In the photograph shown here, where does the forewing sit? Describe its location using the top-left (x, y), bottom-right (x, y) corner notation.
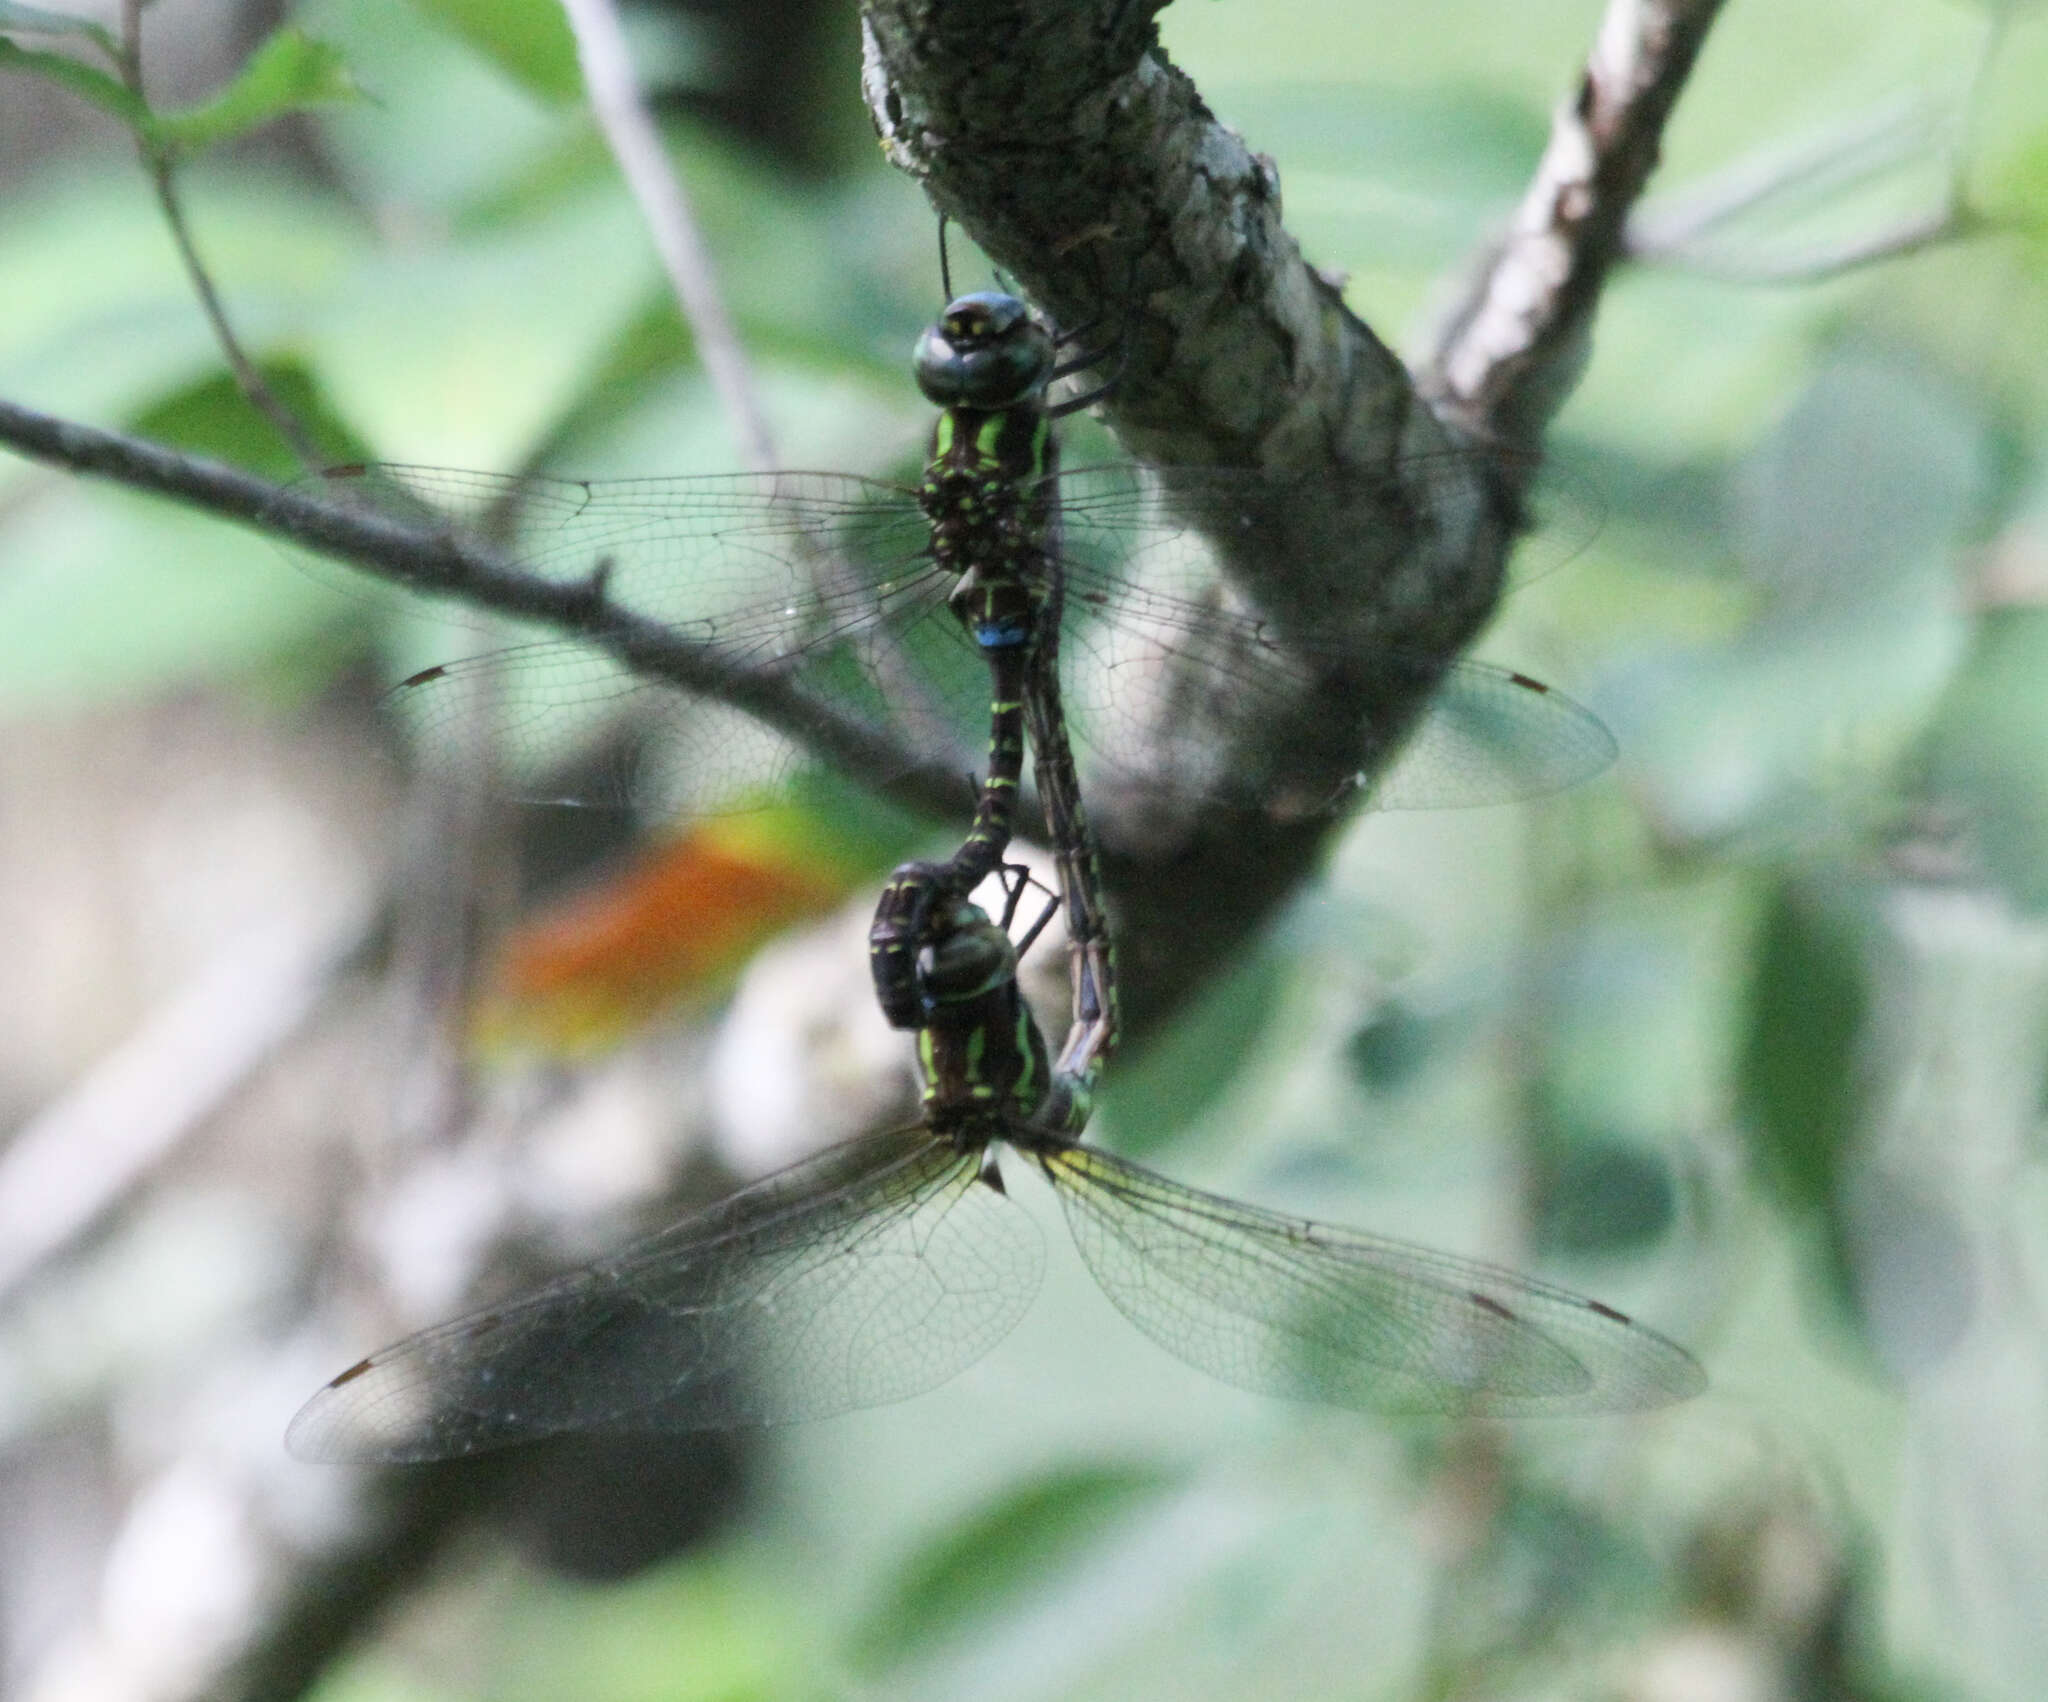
top-left (1048, 463), bottom-right (1614, 816)
top-left (286, 466), bottom-right (980, 812)
top-left (289, 1125), bottom-right (1043, 1462)
top-left (1367, 664), bottom-right (1617, 811)
top-left (1042, 1144), bottom-right (1702, 1415)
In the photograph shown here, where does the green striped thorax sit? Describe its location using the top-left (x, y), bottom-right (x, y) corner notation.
top-left (914, 895), bottom-right (1092, 1143)
top-left (915, 292), bottom-right (1061, 655)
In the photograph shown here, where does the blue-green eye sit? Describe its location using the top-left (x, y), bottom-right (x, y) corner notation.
top-left (914, 292), bottom-right (1055, 408)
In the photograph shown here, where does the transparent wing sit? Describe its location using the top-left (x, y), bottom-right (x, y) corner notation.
top-left (289, 456), bottom-right (1611, 819)
top-left (1041, 1143), bottom-right (1703, 1414)
top-left (288, 466), bottom-right (980, 814)
top-left (289, 1125), bottom-right (1043, 1462)
top-left (1049, 461), bottom-right (1614, 814)
top-left (1368, 664), bottom-right (1618, 811)
top-left (1050, 451), bottom-right (1602, 590)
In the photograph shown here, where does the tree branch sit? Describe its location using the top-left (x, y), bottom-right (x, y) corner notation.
top-left (0, 397), bottom-right (966, 827)
top-left (1421, 0), bottom-right (1729, 446)
top-left (858, 0), bottom-right (1728, 1031)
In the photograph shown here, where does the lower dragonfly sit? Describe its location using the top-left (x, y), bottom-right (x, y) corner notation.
top-left (289, 879), bottom-right (1703, 1464)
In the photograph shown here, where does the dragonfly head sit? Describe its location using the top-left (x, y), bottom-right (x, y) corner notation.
top-left (915, 292), bottom-right (1054, 410)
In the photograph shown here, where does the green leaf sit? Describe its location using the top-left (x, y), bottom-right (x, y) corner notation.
top-left (153, 29), bottom-right (365, 156)
top-left (849, 1462), bottom-right (1177, 1673)
top-left (0, 1), bottom-right (115, 53)
top-left (0, 37), bottom-right (148, 128)
top-left (1528, 1130), bottom-right (1678, 1259)
top-left (407, 0), bottom-right (582, 105)
top-left (0, 482), bottom-right (365, 716)
top-left (1735, 874), bottom-right (1872, 1216)
top-left (126, 361), bottom-right (371, 483)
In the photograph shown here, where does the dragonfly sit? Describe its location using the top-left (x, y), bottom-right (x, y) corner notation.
top-left (286, 300), bottom-right (1616, 904)
top-left (862, 288), bottom-right (1110, 1031)
top-left (288, 877), bottom-right (1704, 1464)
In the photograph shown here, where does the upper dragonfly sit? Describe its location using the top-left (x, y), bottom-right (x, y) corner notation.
top-left (289, 877), bottom-right (1702, 1464)
top-left (287, 294), bottom-right (1615, 839)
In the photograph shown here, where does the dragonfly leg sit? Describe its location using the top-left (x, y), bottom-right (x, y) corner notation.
top-left (1053, 933), bottom-right (1116, 1092)
top-left (1010, 878), bottom-right (1065, 961)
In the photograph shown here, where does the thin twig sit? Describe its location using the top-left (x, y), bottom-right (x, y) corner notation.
top-left (0, 396), bottom-right (965, 825)
top-left (1636, 205), bottom-right (1971, 285)
top-left (1626, 94), bottom-right (1957, 259)
top-left (116, 0), bottom-right (325, 469)
top-left (1421, 0), bottom-right (1731, 452)
top-left (1625, 24), bottom-right (1999, 287)
top-left (559, 0), bottom-right (779, 472)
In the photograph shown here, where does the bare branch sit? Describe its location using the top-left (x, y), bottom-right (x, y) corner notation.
top-left (559, 0), bottom-right (780, 472)
top-left (1421, 0), bottom-right (1729, 450)
top-left (0, 397), bottom-right (964, 826)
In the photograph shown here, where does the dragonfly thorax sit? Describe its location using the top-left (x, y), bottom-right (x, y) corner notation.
top-left (919, 383), bottom-right (1057, 650)
top-left (913, 898), bottom-right (1057, 1135)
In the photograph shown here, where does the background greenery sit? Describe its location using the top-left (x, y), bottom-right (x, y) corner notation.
top-left (3, 0), bottom-right (2047, 1698)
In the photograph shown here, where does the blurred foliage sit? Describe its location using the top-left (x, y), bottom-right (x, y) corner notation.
top-left (0, 12), bottom-right (363, 154)
top-left (5, 0), bottom-right (2048, 1699)
top-left (847, 1460), bottom-right (1180, 1675)
top-left (1738, 874), bottom-right (1873, 1219)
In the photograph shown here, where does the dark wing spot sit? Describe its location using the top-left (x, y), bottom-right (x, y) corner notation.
top-left (1470, 1292), bottom-right (1517, 1322)
top-left (1587, 1299), bottom-right (1632, 1324)
top-left (978, 1152), bottom-right (1009, 1195)
top-left (398, 664), bottom-right (450, 689)
top-left (328, 463), bottom-right (371, 479)
top-left (329, 1357), bottom-right (374, 1388)
top-left (1507, 671), bottom-right (1549, 693)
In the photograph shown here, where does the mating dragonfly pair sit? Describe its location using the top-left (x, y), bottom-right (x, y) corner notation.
top-left (289, 291), bottom-right (1701, 1463)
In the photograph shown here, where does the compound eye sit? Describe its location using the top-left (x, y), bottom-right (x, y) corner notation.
top-left (913, 293), bottom-right (1053, 408)
top-left (913, 324), bottom-right (968, 405)
top-left (957, 322), bottom-right (1053, 408)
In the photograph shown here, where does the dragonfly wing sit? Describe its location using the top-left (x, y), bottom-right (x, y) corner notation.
top-left (286, 466), bottom-right (977, 811)
top-left (1041, 1144), bottom-right (1702, 1415)
top-left (1366, 662), bottom-right (1618, 811)
top-left (1049, 464), bottom-right (1614, 817)
top-left (289, 1124), bottom-right (1043, 1462)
